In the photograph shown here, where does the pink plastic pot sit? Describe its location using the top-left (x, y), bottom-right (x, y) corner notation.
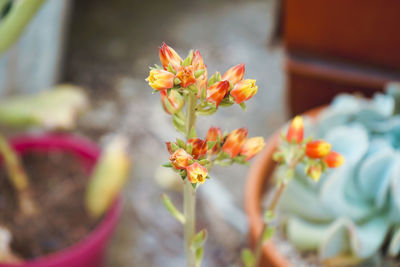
top-left (0, 134), bottom-right (121, 267)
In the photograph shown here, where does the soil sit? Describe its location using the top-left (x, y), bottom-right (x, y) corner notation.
top-left (0, 150), bottom-right (99, 259)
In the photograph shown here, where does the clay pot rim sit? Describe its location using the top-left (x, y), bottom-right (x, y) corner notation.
top-left (244, 106), bottom-right (324, 267)
top-left (1, 133), bottom-right (121, 267)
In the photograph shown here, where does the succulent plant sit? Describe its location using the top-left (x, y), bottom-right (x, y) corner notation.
top-left (278, 84), bottom-right (400, 264)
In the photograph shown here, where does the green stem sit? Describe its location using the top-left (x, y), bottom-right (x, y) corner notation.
top-left (0, 0), bottom-right (47, 56)
top-left (0, 132), bottom-right (37, 215)
top-left (184, 92), bottom-right (197, 267)
top-left (253, 154), bottom-right (303, 267)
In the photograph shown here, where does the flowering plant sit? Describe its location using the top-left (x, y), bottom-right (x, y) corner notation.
top-left (147, 43), bottom-right (264, 266)
top-left (242, 116), bottom-right (344, 267)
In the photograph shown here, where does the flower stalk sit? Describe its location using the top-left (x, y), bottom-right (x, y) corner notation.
top-left (184, 91), bottom-right (198, 267)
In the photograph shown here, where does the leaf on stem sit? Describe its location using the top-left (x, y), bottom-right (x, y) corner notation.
top-left (241, 248), bottom-right (256, 267)
top-left (191, 229), bottom-right (208, 252)
top-left (262, 226), bottom-right (276, 242)
top-left (161, 194), bottom-right (185, 224)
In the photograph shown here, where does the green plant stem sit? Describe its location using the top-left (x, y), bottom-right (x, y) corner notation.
top-left (0, 0), bottom-right (47, 56)
top-left (184, 92), bottom-right (197, 267)
top-left (253, 182), bottom-right (286, 267)
top-left (0, 132), bottom-right (37, 216)
top-left (253, 155), bottom-right (303, 267)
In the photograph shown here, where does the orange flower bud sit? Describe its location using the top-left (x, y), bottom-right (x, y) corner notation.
top-left (230, 79), bottom-right (258, 104)
top-left (286, 116), bottom-right (304, 143)
top-left (146, 69), bottom-right (175, 90)
top-left (206, 127), bottom-right (223, 153)
top-left (192, 50), bottom-right (208, 96)
top-left (307, 165), bottom-right (322, 181)
top-left (159, 42), bottom-right (182, 71)
top-left (188, 138), bottom-right (207, 159)
top-left (169, 148), bottom-right (192, 170)
top-left (176, 66), bottom-right (197, 88)
top-left (240, 137), bottom-right (265, 160)
top-left (222, 64), bottom-right (245, 85)
top-left (206, 80), bottom-right (230, 106)
top-left (160, 90), bottom-right (184, 114)
top-left (306, 140), bottom-right (332, 159)
top-left (222, 128), bottom-right (248, 158)
top-left (186, 162), bottom-right (208, 184)
top-left (324, 151), bottom-right (344, 168)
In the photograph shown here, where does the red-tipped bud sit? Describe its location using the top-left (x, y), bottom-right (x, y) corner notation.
top-left (206, 127), bottom-right (223, 153)
top-left (159, 42), bottom-right (182, 71)
top-left (324, 151), bottom-right (344, 168)
top-left (146, 69), bottom-right (175, 90)
top-left (176, 66), bottom-right (197, 88)
top-left (186, 162), bottom-right (208, 184)
top-left (169, 148), bottom-right (192, 170)
top-left (206, 80), bottom-right (229, 106)
top-left (230, 79), bottom-right (258, 104)
top-left (166, 142), bottom-right (173, 154)
top-left (222, 128), bottom-right (248, 158)
top-left (240, 137), bottom-right (265, 160)
top-left (161, 90), bottom-right (184, 114)
top-left (222, 64), bottom-right (245, 86)
top-left (286, 116), bottom-right (304, 143)
top-left (306, 165), bottom-right (322, 181)
top-left (306, 140), bottom-right (331, 159)
top-left (188, 138), bottom-right (207, 159)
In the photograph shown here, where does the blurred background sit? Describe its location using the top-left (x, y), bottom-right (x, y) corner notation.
top-left (1, 0), bottom-right (400, 266)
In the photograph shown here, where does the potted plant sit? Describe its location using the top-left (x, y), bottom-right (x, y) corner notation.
top-left (145, 42), bottom-right (265, 266)
top-left (245, 84), bottom-right (400, 266)
top-left (0, 85), bottom-right (131, 267)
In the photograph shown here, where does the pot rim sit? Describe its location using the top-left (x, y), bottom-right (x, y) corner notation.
top-left (1, 133), bottom-right (121, 266)
top-left (244, 107), bottom-right (323, 266)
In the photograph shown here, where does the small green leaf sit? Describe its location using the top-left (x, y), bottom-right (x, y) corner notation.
top-left (172, 116), bottom-right (186, 135)
top-left (162, 162), bottom-right (173, 168)
top-left (239, 102), bottom-right (247, 111)
top-left (191, 229), bottom-right (208, 252)
top-left (162, 194), bottom-right (185, 224)
top-left (186, 143), bottom-right (193, 154)
top-left (206, 141), bottom-right (217, 150)
top-left (207, 74), bottom-right (216, 87)
top-left (170, 142), bottom-right (179, 152)
top-left (176, 138), bottom-right (186, 149)
top-left (194, 69), bottom-right (205, 78)
top-left (167, 64), bottom-right (176, 74)
top-left (262, 226), bottom-right (276, 242)
top-left (198, 159), bottom-right (209, 165)
top-left (182, 50), bottom-right (194, 66)
top-left (216, 72), bottom-right (222, 81)
top-left (188, 127), bottom-right (197, 139)
top-left (241, 248), bottom-right (255, 267)
top-left (263, 210), bottom-right (275, 222)
top-left (195, 247), bottom-right (204, 267)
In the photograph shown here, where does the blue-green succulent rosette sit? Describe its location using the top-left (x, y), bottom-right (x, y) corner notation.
top-left (278, 86), bottom-right (400, 264)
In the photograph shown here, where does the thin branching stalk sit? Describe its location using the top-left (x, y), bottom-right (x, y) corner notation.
top-left (253, 154), bottom-right (303, 267)
top-left (183, 92), bottom-right (197, 267)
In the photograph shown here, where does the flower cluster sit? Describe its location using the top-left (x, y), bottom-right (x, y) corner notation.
top-left (166, 127), bottom-right (265, 185)
top-left (274, 116), bottom-right (344, 181)
top-left (146, 43), bottom-right (258, 122)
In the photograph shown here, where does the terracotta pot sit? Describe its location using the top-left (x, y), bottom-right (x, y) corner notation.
top-left (244, 107), bottom-right (322, 267)
top-left (0, 134), bottom-right (121, 267)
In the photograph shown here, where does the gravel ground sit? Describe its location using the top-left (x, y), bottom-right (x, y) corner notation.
top-left (63, 0), bottom-right (285, 266)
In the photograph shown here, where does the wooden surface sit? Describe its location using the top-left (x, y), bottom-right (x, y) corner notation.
top-left (284, 0), bottom-right (400, 70)
top-left (285, 54), bottom-right (400, 115)
top-left (0, 0), bottom-right (70, 96)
